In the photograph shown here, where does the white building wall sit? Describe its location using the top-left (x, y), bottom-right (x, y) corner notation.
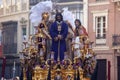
top-left (0, 0), bottom-right (29, 54)
top-left (83, 0), bottom-right (88, 30)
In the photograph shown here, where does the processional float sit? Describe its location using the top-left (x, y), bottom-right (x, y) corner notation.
top-left (19, 1), bottom-right (96, 80)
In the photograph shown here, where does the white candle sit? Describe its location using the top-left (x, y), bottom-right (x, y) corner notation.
top-left (13, 61), bottom-right (16, 70)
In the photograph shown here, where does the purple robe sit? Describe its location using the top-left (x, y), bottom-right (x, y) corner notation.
top-left (50, 21), bottom-right (68, 61)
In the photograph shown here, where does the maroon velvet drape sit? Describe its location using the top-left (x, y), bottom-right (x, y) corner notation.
top-left (108, 61), bottom-right (111, 80)
top-left (1, 57), bottom-right (6, 78)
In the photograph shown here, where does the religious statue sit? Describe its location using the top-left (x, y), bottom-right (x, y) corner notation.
top-left (50, 13), bottom-right (68, 61)
top-left (74, 19), bottom-right (88, 37)
top-left (35, 12), bottom-right (51, 59)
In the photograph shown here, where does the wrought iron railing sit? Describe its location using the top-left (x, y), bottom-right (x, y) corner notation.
top-left (57, 0), bottom-right (83, 3)
top-left (112, 0), bottom-right (120, 2)
top-left (112, 35), bottom-right (120, 46)
top-left (29, 0), bottom-right (83, 6)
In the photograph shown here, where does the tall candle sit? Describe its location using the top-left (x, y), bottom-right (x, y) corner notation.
top-left (14, 61), bottom-right (15, 68)
top-left (13, 61), bottom-right (16, 70)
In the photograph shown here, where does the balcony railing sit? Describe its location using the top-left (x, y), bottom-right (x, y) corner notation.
top-left (0, 8), bottom-right (3, 15)
top-left (30, 0), bottom-right (83, 6)
top-left (112, 0), bottom-right (120, 10)
top-left (29, 0), bottom-right (40, 6)
top-left (57, 0), bottom-right (83, 3)
top-left (112, 35), bottom-right (120, 46)
top-left (112, 0), bottom-right (120, 2)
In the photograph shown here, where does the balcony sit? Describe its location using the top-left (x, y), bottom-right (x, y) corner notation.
top-left (29, 0), bottom-right (83, 6)
top-left (112, 0), bottom-right (120, 10)
top-left (57, 0), bottom-right (83, 3)
top-left (112, 35), bottom-right (120, 49)
top-left (0, 8), bottom-right (3, 16)
top-left (112, 0), bottom-right (120, 2)
top-left (29, 0), bottom-right (40, 6)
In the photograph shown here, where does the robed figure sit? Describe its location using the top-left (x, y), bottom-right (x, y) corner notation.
top-left (50, 13), bottom-right (68, 61)
top-left (74, 19), bottom-right (88, 37)
top-left (36, 12), bottom-right (51, 59)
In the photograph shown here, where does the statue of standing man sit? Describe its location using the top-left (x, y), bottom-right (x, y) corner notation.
top-left (50, 13), bottom-right (68, 61)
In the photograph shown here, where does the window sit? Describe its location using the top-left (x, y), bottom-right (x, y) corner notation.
top-left (6, 0), bottom-right (12, 13)
top-left (6, 0), bottom-right (20, 13)
top-left (12, 0), bottom-right (15, 5)
top-left (72, 10), bottom-right (83, 24)
top-left (96, 0), bottom-right (106, 1)
top-left (57, 0), bottom-right (82, 3)
top-left (6, 7), bottom-right (10, 13)
top-left (22, 27), bottom-right (26, 42)
top-left (2, 21), bottom-right (17, 54)
top-left (21, 0), bottom-right (26, 3)
top-left (30, 0), bottom-right (39, 6)
top-left (92, 10), bottom-right (108, 45)
top-left (16, 0), bottom-right (20, 11)
top-left (22, 27), bottom-right (26, 35)
top-left (95, 16), bottom-right (106, 39)
top-left (95, 16), bottom-right (107, 45)
top-left (11, 0), bottom-right (20, 12)
top-left (6, 0), bottom-right (11, 5)
top-left (0, 0), bottom-right (3, 15)
top-left (0, 0), bottom-right (3, 8)
top-left (21, 0), bottom-right (27, 10)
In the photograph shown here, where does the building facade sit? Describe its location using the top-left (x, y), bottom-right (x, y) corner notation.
top-left (88, 0), bottom-right (120, 80)
top-left (0, 0), bottom-right (29, 79)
